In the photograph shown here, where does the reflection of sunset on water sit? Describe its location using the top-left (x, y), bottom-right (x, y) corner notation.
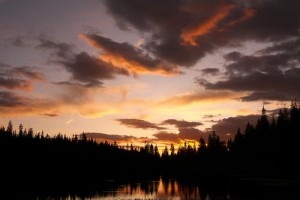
top-left (96, 177), bottom-right (202, 200)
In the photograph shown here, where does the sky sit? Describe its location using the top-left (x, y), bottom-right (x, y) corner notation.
top-left (1, 0), bottom-right (300, 149)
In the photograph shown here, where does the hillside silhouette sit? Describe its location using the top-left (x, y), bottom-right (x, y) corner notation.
top-left (1, 101), bottom-right (300, 193)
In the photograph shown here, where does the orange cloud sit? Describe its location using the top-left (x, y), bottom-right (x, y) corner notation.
top-left (0, 94), bottom-right (118, 118)
top-left (158, 91), bottom-right (243, 106)
top-left (80, 34), bottom-right (181, 76)
top-left (0, 81), bottom-right (124, 118)
top-left (100, 53), bottom-right (180, 76)
top-left (0, 65), bottom-right (45, 91)
top-left (117, 118), bottom-right (166, 130)
top-left (181, 4), bottom-right (235, 46)
top-left (0, 91), bottom-right (61, 117)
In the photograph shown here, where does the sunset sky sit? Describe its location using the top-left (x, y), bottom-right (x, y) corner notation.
top-left (1, 0), bottom-right (299, 148)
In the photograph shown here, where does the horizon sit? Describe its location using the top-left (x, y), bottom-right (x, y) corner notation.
top-left (1, 0), bottom-right (299, 149)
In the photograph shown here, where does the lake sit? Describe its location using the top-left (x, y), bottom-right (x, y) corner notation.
top-left (2, 176), bottom-right (300, 199)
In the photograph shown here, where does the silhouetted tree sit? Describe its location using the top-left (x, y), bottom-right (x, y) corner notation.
top-left (6, 120), bottom-right (13, 135)
top-left (162, 146), bottom-right (169, 159)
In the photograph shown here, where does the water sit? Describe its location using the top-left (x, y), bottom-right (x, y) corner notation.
top-left (2, 176), bottom-right (299, 199)
top-left (94, 178), bottom-right (206, 200)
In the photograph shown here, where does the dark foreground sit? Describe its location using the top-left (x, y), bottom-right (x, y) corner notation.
top-left (1, 175), bottom-right (300, 199)
top-left (1, 104), bottom-right (300, 198)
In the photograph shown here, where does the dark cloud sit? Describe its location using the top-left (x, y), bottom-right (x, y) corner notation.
top-left (153, 131), bottom-right (181, 143)
top-left (223, 51), bottom-right (242, 61)
top-left (37, 37), bottom-right (74, 60)
top-left (117, 119), bottom-right (166, 130)
top-left (202, 114), bottom-right (221, 119)
top-left (153, 127), bottom-right (205, 143)
top-left (37, 37), bottom-right (130, 87)
top-left (227, 0), bottom-right (300, 42)
top-left (260, 38), bottom-right (300, 55)
top-left (14, 66), bottom-right (45, 81)
top-left (0, 90), bottom-right (59, 116)
top-left (178, 127), bottom-right (205, 141)
top-left (0, 64), bottom-right (44, 91)
top-left (0, 76), bottom-right (31, 91)
top-left (198, 45), bottom-right (300, 101)
top-left (211, 114), bottom-right (260, 139)
top-left (61, 52), bottom-right (129, 87)
top-left (104, 0), bottom-right (300, 102)
top-left (41, 113), bottom-right (59, 117)
top-left (104, 0), bottom-right (183, 32)
top-left (161, 119), bottom-right (202, 128)
top-left (104, 0), bottom-right (221, 66)
top-left (240, 91), bottom-right (295, 102)
top-left (81, 34), bottom-right (181, 75)
top-left (104, 0), bottom-right (300, 68)
top-left (5, 35), bottom-right (30, 47)
top-left (86, 132), bottom-right (136, 141)
top-left (0, 91), bottom-right (26, 107)
top-left (200, 68), bottom-right (220, 75)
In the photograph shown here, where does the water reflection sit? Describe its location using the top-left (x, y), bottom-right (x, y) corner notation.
top-left (106, 178), bottom-right (203, 200)
top-left (6, 176), bottom-right (299, 199)
top-left (36, 177), bottom-right (228, 200)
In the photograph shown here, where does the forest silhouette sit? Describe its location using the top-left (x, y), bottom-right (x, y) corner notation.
top-left (1, 101), bottom-right (300, 194)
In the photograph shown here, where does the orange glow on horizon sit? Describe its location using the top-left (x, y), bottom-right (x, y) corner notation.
top-left (91, 137), bottom-right (200, 155)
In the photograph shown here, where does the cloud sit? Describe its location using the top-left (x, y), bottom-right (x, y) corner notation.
top-left (223, 51), bottom-right (242, 61)
top-left (202, 114), bottom-right (221, 119)
top-left (104, 0), bottom-right (215, 66)
top-left (180, 3), bottom-right (235, 46)
top-left (211, 114), bottom-right (260, 139)
top-left (104, 0), bottom-right (300, 68)
top-left (178, 127), bottom-right (205, 141)
top-left (0, 91), bottom-right (26, 107)
top-left (5, 35), bottom-right (31, 47)
top-left (0, 77), bottom-right (32, 91)
top-left (61, 52), bottom-right (129, 87)
top-left (41, 113), bottom-right (59, 117)
top-left (198, 38), bottom-right (300, 101)
top-left (0, 90), bottom-right (117, 118)
top-left (153, 131), bottom-right (181, 143)
top-left (161, 119), bottom-right (202, 128)
top-left (0, 90), bottom-right (60, 116)
top-left (0, 81), bottom-right (118, 118)
top-left (153, 127), bottom-right (205, 143)
top-left (200, 68), bottom-right (220, 76)
top-left (159, 91), bottom-right (242, 106)
top-left (116, 118), bottom-right (166, 130)
top-left (37, 36), bottom-right (74, 60)
top-left (0, 64), bottom-right (44, 91)
top-left (37, 36), bottom-right (130, 87)
top-left (86, 132), bottom-right (137, 142)
top-left (80, 34), bottom-right (181, 76)
top-left (13, 66), bottom-right (45, 81)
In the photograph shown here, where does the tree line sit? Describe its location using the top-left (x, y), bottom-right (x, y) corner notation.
top-left (0, 101), bottom-right (300, 191)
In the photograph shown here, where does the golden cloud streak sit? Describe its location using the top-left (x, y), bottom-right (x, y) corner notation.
top-left (181, 4), bottom-right (234, 46)
top-left (100, 54), bottom-right (179, 76)
top-left (79, 34), bottom-right (181, 76)
top-left (158, 91), bottom-right (243, 106)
